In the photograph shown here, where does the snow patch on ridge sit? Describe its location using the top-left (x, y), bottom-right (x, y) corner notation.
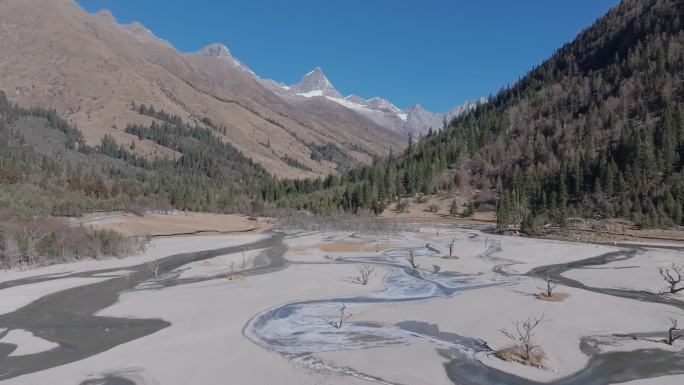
top-left (297, 90), bottom-right (325, 98)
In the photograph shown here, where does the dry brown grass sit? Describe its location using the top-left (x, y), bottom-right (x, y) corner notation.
top-left (543, 218), bottom-right (684, 244)
top-left (316, 241), bottom-right (395, 253)
top-left (495, 345), bottom-right (547, 369)
top-left (74, 211), bottom-right (271, 237)
top-left (535, 292), bottom-right (570, 302)
top-left (379, 194), bottom-right (496, 224)
top-left (226, 273), bottom-right (245, 281)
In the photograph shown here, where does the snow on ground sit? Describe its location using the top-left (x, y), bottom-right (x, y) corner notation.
top-left (1, 229), bottom-right (682, 385)
top-left (361, 280), bottom-right (684, 383)
top-left (317, 344), bottom-right (451, 385)
top-left (1, 329), bottom-right (59, 356)
top-left (564, 247), bottom-right (684, 293)
top-left (4, 261), bottom-right (385, 384)
top-left (173, 248), bottom-right (266, 279)
top-left (297, 90), bottom-right (324, 98)
top-left (486, 233), bottom-right (620, 274)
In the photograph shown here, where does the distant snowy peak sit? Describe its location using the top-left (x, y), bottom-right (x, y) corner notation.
top-left (292, 67), bottom-right (342, 98)
top-left (366, 97), bottom-right (403, 115)
top-left (344, 95), bottom-right (366, 104)
top-left (188, 42), bottom-right (483, 137)
top-left (197, 43), bottom-right (256, 76)
top-left (285, 66), bottom-right (484, 135)
top-left (338, 96), bottom-right (406, 121)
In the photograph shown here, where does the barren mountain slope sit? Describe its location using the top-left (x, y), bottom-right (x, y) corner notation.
top-left (0, 0), bottom-right (404, 178)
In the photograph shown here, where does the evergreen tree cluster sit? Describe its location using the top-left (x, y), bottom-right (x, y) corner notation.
top-left (263, 0), bottom-right (684, 229)
top-left (0, 92), bottom-right (270, 217)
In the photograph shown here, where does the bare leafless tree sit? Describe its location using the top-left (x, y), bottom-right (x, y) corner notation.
top-left (325, 304), bottom-right (353, 329)
top-left (406, 249), bottom-right (419, 269)
top-left (19, 227), bottom-right (50, 267)
top-left (228, 261), bottom-right (235, 280)
top-left (658, 264), bottom-right (684, 294)
top-left (344, 264), bottom-right (376, 285)
top-left (241, 248), bottom-right (246, 270)
top-left (544, 276), bottom-right (557, 297)
top-left (499, 314), bottom-right (546, 360)
top-left (449, 238), bottom-right (456, 258)
top-left (147, 260), bottom-right (161, 277)
top-left (665, 318), bottom-right (682, 345)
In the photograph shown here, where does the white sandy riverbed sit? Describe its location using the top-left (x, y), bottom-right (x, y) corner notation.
top-left (1, 229), bottom-right (682, 385)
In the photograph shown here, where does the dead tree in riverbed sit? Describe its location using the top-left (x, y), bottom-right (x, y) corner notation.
top-left (406, 249), bottom-right (419, 269)
top-left (665, 319), bottom-right (682, 345)
top-left (325, 304), bottom-right (352, 329)
top-left (147, 260), bottom-right (160, 277)
top-left (498, 314), bottom-right (546, 362)
top-left (228, 261), bottom-right (235, 280)
top-left (544, 277), bottom-right (557, 297)
top-left (658, 264), bottom-right (684, 294)
top-left (449, 238), bottom-right (456, 258)
top-left (344, 264), bottom-right (376, 286)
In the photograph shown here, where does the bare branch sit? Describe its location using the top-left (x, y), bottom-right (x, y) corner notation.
top-left (324, 304), bottom-right (353, 329)
top-left (659, 264), bottom-right (684, 294)
top-left (544, 276), bottom-right (557, 297)
top-left (228, 261), bottom-right (235, 280)
top-left (344, 264), bottom-right (376, 286)
top-left (147, 260), bottom-right (161, 277)
top-left (406, 249), bottom-right (419, 269)
top-left (666, 318), bottom-right (682, 346)
top-left (499, 314), bottom-right (546, 360)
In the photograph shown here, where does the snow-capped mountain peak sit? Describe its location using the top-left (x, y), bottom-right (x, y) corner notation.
top-left (344, 95), bottom-right (366, 104)
top-left (282, 67), bottom-right (483, 136)
top-left (292, 67), bottom-right (342, 98)
top-left (365, 97), bottom-right (402, 115)
top-left (191, 41), bottom-right (484, 137)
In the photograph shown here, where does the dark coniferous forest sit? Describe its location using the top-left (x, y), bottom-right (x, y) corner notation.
top-left (262, 0), bottom-right (684, 230)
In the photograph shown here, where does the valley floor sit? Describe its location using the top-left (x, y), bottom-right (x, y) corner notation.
top-left (0, 217), bottom-right (683, 385)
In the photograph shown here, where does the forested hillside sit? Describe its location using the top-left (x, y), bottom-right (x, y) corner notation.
top-left (0, 91), bottom-right (268, 218)
top-left (262, 0), bottom-right (684, 230)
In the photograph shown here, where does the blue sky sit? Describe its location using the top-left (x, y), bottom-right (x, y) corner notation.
top-left (77, 0), bottom-right (619, 112)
